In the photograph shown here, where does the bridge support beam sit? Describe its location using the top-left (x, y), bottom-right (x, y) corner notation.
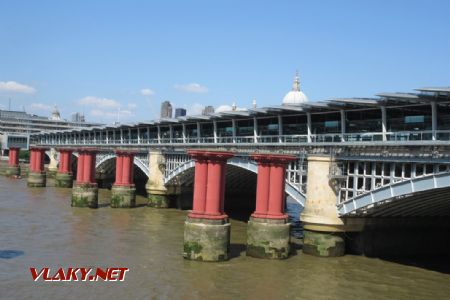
top-left (146, 150), bottom-right (180, 208)
top-left (27, 148), bottom-right (47, 187)
top-left (46, 148), bottom-right (59, 178)
top-left (71, 149), bottom-right (98, 208)
top-left (111, 150), bottom-right (136, 208)
top-left (183, 150), bottom-right (233, 262)
top-left (246, 154), bottom-right (296, 259)
top-left (4, 147), bottom-right (20, 177)
top-left (55, 149), bottom-right (73, 188)
top-left (301, 155), bottom-right (364, 257)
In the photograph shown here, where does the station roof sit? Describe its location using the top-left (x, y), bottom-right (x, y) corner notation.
top-left (33, 86), bottom-right (450, 136)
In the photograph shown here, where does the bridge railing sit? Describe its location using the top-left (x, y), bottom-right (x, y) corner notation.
top-left (35, 130), bottom-right (450, 146)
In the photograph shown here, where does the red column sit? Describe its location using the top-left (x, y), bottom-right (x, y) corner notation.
top-left (251, 154), bottom-right (296, 220)
top-left (190, 157), bottom-right (208, 215)
top-left (252, 160), bottom-right (271, 218)
top-left (8, 147), bottom-right (19, 167)
top-left (128, 154), bottom-right (134, 184)
top-left (122, 155), bottom-right (131, 185)
top-left (29, 148), bottom-right (46, 172)
top-left (76, 152), bottom-right (85, 182)
top-left (29, 149), bottom-right (36, 172)
top-left (83, 151), bottom-right (92, 183)
top-left (187, 150), bottom-right (233, 219)
top-left (115, 155), bottom-right (123, 185)
top-left (75, 149), bottom-right (97, 184)
top-left (58, 150), bottom-right (73, 174)
top-left (114, 151), bottom-right (135, 186)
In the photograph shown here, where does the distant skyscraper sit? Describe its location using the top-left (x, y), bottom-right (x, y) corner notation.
top-left (160, 101), bottom-right (173, 118)
top-left (175, 108), bottom-right (186, 118)
top-left (71, 112), bottom-right (85, 123)
top-left (202, 105), bottom-right (215, 115)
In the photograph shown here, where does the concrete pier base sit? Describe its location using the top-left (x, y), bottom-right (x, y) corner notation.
top-left (27, 172), bottom-right (46, 187)
top-left (303, 230), bottom-right (345, 257)
top-left (147, 193), bottom-right (171, 208)
top-left (46, 168), bottom-right (57, 179)
top-left (4, 165), bottom-right (20, 177)
top-left (246, 217), bottom-right (290, 259)
top-left (183, 217), bottom-right (230, 262)
top-left (71, 183), bottom-right (98, 208)
top-left (55, 172), bottom-right (73, 188)
top-left (111, 185), bottom-right (136, 208)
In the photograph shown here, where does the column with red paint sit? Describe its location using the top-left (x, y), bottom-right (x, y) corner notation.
top-left (75, 149), bottom-right (97, 184)
top-left (29, 148), bottom-right (46, 173)
top-left (8, 147), bottom-right (20, 167)
top-left (187, 150), bottom-right (233, 220)
top-left (114, 150), bottom-right (135, 186)
top-left (250, 154), bottom-right (296, 220)
top-left (58, 149), bottom-right (73, 174)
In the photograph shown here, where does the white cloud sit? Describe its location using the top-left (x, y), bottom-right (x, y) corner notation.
top-left (174, 83), bottom-right (208, 94)
top-left (0, 81), bottom-right (36, 94)
top-left (90, 109), bottom-right (134, 118)
top-left (30, 103), bottom-right (53, 111)
top-left (79, 96), bottom-right (121, 108)
top-left (187, 103), bottom-right (205, 115)
top-left (140, 88), bottom-right (155, 96)
top-left (127, 103), bottom-right (137, 109)
top-left (216, 104), bottom-right (247, 113)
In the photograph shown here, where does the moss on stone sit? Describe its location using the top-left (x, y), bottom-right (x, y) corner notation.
top-left (303, 230), bottom-right (345, 257)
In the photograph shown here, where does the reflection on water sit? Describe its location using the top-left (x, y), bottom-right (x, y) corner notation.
top-left (1, 176), bottom-right (450, 299)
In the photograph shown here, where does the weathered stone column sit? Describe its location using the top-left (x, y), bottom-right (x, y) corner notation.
top-left (55, 149), bottom-right (73, 188)
top-left (46, 148), bottom-right (58, 178)
top-left (71, 149), bottom-right (98, 208)
top-left (246, 154), bottom-right (296, 259)
top-left (27, 148), bottom-right (47, 187)
top-left (183, 150), bottom-right (233, 262)
top-left (5, 147), bottom-right (20, 177)
top-left (146, 150), bottom-right (180, 208)
top-left (301, 155), bottom-right (364, 257)
top-left (111, 150), bottom-right (136, 208)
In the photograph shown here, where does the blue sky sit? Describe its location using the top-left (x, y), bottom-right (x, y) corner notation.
top-left (1, 0), bottom-right (449, 123)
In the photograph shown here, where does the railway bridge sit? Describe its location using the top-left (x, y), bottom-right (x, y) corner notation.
top-left (3, 86), bottom-right (450, 260)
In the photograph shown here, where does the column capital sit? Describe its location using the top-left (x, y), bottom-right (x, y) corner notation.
top-left (56, 148), bottom-right (73, 153)
top-left (115, 149), bottom-right (137, 156)
top-left (30, 146), bottom-right (49, 152)
top-left (187, 150), bottom-right (234, 162)
top-left (250, 153), bottom-right (296, 165)
top-left (77, 147), bottom-right (99, 154)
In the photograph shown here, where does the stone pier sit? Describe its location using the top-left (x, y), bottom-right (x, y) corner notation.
top-left (246, 154), bottom-right (296, 259)
top-left (27, 148), bottom-right (47, 187)
top-left (46, 148), bottom-right (59, 178)
top-left (301, 155), bottom-right (364, 257)
top-left (4, 147), bottom-right (20, 177)
top-left (146, 150), bottom-right (180, 208)
top-left (71, 149), bottom-right (98, 208)
top-left (111, 150), bottom-right (136, 208)
top-left (183, 150), bottom-right (233, 262)
top-left (55, 149), bottom-right (73, 188)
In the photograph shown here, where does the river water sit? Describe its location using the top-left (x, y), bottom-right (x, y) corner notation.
top-left (1, 175), bottom-right (450, 300)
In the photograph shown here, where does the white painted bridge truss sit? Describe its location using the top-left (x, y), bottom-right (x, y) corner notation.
top-left (336, 160), bottom-right (450, 216)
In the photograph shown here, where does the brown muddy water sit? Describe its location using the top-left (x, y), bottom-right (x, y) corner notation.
top-left (1, 176), bottom-right (450, 300)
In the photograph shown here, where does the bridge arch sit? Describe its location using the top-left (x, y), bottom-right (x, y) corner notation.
top-left (95, 154), bottom-right (149, 178)
top-left (164, 157), bottom-right (306, 207)
top-left (338, 172), bottom-right (450, 217)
